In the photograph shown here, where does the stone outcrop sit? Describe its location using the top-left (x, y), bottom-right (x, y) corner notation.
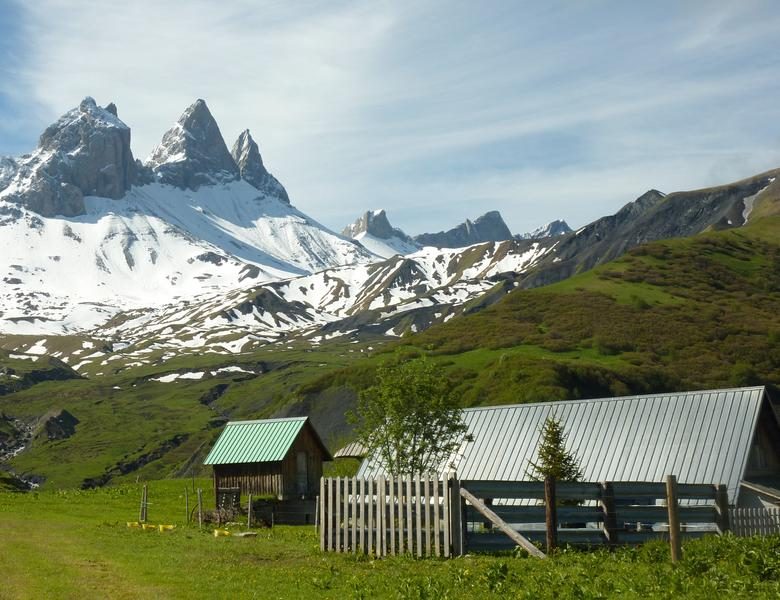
top-left (230, 130), bottom-right (289, 203)
top-left (342, 209), bottom-right (414, 242)
top-left (37, 409), bottom-right (80, 441)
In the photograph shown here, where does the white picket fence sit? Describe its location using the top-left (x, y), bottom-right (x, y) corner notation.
top-left (318, 475), bottom-right (452, 557)
top-left (729, 507), bottom-right (780, 536)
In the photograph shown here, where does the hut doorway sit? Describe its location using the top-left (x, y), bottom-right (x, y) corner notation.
top-left (296, 451), bottom-right (308, 495)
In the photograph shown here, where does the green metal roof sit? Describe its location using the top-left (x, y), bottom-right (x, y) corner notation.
top-left (203, 417), bottom-right (307, 465)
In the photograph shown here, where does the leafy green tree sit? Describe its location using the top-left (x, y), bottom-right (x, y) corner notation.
top-left (350, 356), bottom-right (470, 475)
top-left (526, 415), bottom-right (583, 482)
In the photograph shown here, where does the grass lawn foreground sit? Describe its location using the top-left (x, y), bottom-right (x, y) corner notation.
top-left (1, 480), bottom-right (779, 599)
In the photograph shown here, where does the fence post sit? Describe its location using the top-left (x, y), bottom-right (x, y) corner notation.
top-left (197, 487), bottom-right (203, 529)
top-left (319, 478), bottom-right (326, 551)
top-left (359, 477), bottom-right (366, 553)
top-left (415, 474), bottom-right (423, 558)
top-left (389, 476), bottom-right (396, 556)
top-left (139, 484), bottom-right (148, 523)
top-left (378, 476), bottom-right (385, 557)
top-left (450, 478), bottom-right (464, 556)
top-left (666, 474), bottom-right (681, 562)
top-left (406, 476), bottom-right (413, 553)
top-left (367, 478), bottom-right (374, 555)
top-left (601, 481), bottom-right (618, 547)
top-left (397, 474), bottom-right (405, 555)
top-left (335, 477), bottom-right (342, 553)
top-left (715, 484), bottom-right (730, 534)
top-left (433, 476), bottom-right (441, 557)
top-left (351, 476), bottom-right (358, 553)
top-left (544, 476), bottom-right (557, 554)
top-left (442, 475), bottom-right (450, 558)
top-left (329, 478), bottom-right (336, 552)
top-left (247, 493), bottom-right (253, 529)
top-left (185, 487), bottom-right (189, 524)
top-left (423, 475), bottom-right (431, 557)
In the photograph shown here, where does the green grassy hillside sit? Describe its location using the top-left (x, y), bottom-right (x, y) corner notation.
top-left (298, 217), bottom-right (780, 409)
top-left (0, 340), bottom-right (387, 489)
top-left (406, 217), bottom-right (780, 402)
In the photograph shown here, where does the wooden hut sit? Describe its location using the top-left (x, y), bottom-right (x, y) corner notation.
top-left (204, 416), bottom-right (331, 501)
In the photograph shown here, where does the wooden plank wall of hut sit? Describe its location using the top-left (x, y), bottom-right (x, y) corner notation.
top-left (214, 462), bottom-right (284, 498)
top-left (280, 426), bottom-right (326, 497)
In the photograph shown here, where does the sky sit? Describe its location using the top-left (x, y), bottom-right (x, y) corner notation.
top-left (1, 0), bottom-right (780, 236)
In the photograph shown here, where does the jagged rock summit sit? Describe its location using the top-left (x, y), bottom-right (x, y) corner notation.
top-left (516, 219), bottom-right (573, 240)
top-left (231, 130), bottom-right (289, 203)
top-left (342, 209), bottom-right (419, 258)
top-left (147, 99), bottom-right (239, 189)
top-left (0, 97), bottom-right (295, 218)
top-left (342, 209), bottom-right (406, 240)
top-left (414, 210), bottom-right (513, 248)
top-left (0, 97), bottom-right (136, 217)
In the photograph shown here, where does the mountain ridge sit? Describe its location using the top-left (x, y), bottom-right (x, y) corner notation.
top-left (1, 96), bottom-right (779, 365)
top-left (414, 210), bottom-right (513, 247)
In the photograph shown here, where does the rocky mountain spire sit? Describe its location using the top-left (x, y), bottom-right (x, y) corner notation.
top-left (342, 209), bottom-right (410, 241)
top-left (230, 130), bottom-right (289, 203)
top-left (146, 99), bottom-right (239, 189)
top-left (0, 97), bottom-right (136, 217)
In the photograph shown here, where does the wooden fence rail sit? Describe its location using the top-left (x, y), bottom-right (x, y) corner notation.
top-left (319, 475), bottom-right (774, 559)
top-left (729, 507), bottom-right (780, 536)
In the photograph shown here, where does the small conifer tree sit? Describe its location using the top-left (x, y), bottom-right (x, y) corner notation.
top-left (525, 415), bottom-right (583, 482)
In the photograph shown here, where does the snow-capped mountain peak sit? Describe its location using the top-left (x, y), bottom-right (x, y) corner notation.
top-left (342, 209), bottom-right (419, 258)
top-left (0, 97), bottom-right (375, 335)
top-left (516, 219), bottom-right (573, 240)
top-left (230, 130), bottom-right (289, 204)
top-left (0, 96), bottom-right (136, 217)
top-left (146, 99), bottom-right (239, 189)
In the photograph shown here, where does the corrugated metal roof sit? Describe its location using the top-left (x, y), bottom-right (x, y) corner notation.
top-left (203, 417), bottom-right (307, 465)
top-left (359, 386), bottom-right (766, 504)
top-left (334, 441), bottom-right (367, 459)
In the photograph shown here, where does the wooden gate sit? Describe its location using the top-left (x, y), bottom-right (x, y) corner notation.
top-left (319, 475), bottom-right (451, 557)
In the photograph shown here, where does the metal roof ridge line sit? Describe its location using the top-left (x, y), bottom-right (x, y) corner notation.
top-left (462, 385), bottom-right (767, 413)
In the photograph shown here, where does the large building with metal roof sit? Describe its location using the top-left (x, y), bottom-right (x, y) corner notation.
top-left (204, 416), bottom-right (332, 501)
top-left (359, 386), bottom-right (780, 507)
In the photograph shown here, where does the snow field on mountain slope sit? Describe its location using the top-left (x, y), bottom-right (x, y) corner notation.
top-left (353, 232), bottom-right (419, 258)
top-left (116, 181), bottom-right (368, 274)
top-left (0, 181), bottom-right (372, 335)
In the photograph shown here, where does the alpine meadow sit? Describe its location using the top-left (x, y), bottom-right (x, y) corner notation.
top-left (1, 2), bottom-right (780, 599)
